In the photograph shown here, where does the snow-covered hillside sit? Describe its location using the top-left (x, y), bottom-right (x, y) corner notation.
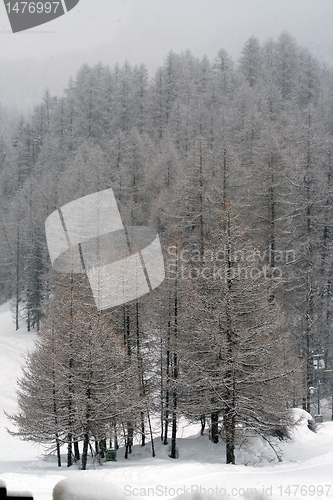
top-left (0, 302), bottom-right (332, 500)
top-left (0, 302), bottom-right (39, 461)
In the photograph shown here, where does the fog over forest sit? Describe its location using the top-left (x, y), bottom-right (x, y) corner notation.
top-left (1, 0), bottom-right (332, 111)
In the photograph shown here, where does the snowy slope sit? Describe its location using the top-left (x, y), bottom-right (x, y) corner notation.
top-left (0, 301), bottom-right (332, 500)
top-left (0, 301), bottom-right (40, 461)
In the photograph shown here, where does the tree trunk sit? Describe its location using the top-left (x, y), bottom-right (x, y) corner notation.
top-left (124, 423), bottom-right (133, 459)
top-left (74, 440), bottom-right (80, 461)
top-left (160, 337), bottom-right (164, 441)
top-left (268, 167), bottom-right (276, 303)
top-left (163, 395), bottom-right (169, 445)
top-left (224, 410), bottom-right (235, 464)
top-left (67, 433), bottom-right (72, 467)
top-left (141, 412), bottom-right (145, 446)
top-left (200, 415), bottom-right (206, 436)
top-left (211, 411), bottom-right (219, 443)
top-left (124, 425), bottom-right (129, 459)
top-left (304, 113), bottom-right (314, 412)
top-left (128, 424), bottom-right (133, 454)
top-left (170, 292), bottom-right (178, 459)
top-left (163, 317), bottom-right (171, 445)
top-left (199, 139), bottom-right (204, 256)
top-left (56, 434), bottom-right (61, 467)
top-left (136, 301), bottom-right (146, 447)
top-left (170, 406), bottom-right (177, 459)
top-left (224, 211), bottom-right (235, 464)
top-left (99, 439), bottom-right (106, 458)
top-left (81, 433), bottom-right (89, 470)
top-left (27, 310), bottom-right (30, 332)
top-left (222, 146), bottom-right (227, 209)
top-left (147, 410), bottom-right (155, 457)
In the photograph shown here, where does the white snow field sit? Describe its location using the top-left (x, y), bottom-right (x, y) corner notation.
top-left (0, 301), bottom-right (332, 500)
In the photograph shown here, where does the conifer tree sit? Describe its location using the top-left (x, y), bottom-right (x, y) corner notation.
top-left (179, 207), bottom-right (299, 463)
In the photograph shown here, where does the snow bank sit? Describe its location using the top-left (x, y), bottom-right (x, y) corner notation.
top-left (53, 478), bottom-right (125, 500)
top-left (0, 478), bottom-right (33, 498)
top-left (289, 408), bottom-right (316, 440)
top-left (0, 301), bottom-right (38, 462)
top-left (52, 480), bottom-right (271, 500)
top-left (291, 408), bottom-right (314, 424)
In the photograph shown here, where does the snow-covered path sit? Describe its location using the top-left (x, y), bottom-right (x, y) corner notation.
top-left (0, 302), bottom-right (332, 500)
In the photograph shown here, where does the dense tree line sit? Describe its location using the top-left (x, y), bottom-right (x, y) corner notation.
top-left (1, 32), bottom-right (333, 465)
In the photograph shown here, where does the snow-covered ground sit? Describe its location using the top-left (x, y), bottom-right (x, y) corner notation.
top-left (0, 301), bottom-right (332, 500)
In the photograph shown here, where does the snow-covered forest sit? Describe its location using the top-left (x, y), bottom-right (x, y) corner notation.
top-left (0, 32), bottom-right (332, 470)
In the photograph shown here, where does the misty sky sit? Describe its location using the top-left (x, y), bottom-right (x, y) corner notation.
top-left (0, 0), bottom-right (332, 111)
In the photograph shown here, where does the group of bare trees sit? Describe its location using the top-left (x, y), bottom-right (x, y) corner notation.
top-left (9, 273), bottom-right (144, 469)
top-left (1, 32), bottom-right (332, 465)
top-left (8, 208), bottom-right (298, 467)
